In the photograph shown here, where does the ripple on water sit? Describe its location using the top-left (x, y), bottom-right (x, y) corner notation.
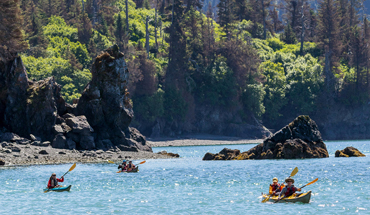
top-left (0, 141), bottom-right (369, 214)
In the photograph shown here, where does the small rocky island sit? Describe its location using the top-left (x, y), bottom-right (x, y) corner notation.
top-left (335, 147), bottom-right (366, 157)
top-left (0, 45), bottom-right (168, 166)
top-left (203, 115), bottom-right (329, 160)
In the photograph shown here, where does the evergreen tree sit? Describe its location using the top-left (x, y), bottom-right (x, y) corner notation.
top-left (280, 24), bottom-right (297, 44)
top-left (0, 0), bottom-right (29, 59)
top-left (217, 0), bottom-right (236, 38)
top-left (317, 0), bottom-right (341, 93)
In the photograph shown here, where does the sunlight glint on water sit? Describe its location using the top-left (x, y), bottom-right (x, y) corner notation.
top-left (0, 141), bottom-right (369, 214)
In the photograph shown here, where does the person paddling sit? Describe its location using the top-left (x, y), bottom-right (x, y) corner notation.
top-left (118, 160), bottom-right (127, 172)
top-left (269, 177), bottom-right (285, 196)
top-left (127, 161), bottom-right (136, 171)
top-left (47, 173), bottom-right (64, 189)
top-left (278, 178), bottom-right (301, 200)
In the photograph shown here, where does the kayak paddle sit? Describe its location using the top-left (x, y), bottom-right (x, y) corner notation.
top-left (274, 178), bottom-right (318, 203)
top-left (44, 163), bottom-right (76, 193)
top-left (117, 161), bottom-right (146, 173)
top-left (61, 163), bottom-right (77, 177)
top-left (107, 160), bottom-right (115, 164)
top-left (262, 167), bottom-right (298, 203)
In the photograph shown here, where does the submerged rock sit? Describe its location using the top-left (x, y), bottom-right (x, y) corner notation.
top-left (335, 147), bottom-right (366, 157)
top-left (203, 116), bottom-right (329, 160)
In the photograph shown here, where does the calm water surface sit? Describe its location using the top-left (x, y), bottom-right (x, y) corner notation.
top-left (0, 140), bottom-right (369, 214)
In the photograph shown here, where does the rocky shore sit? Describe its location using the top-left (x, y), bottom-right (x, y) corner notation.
top-left (0, 141), bottom-right (172, 166)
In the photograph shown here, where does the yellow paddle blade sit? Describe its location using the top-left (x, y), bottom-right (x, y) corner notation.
top-left (261, 195), bottom-right (270, 203)
top-left (117, 171), bottom-right (122, 173)
top-left (107, 160), bottom-right (115, 164)
top-left (306, 178), bottom-right (318, 186)
top-left (290, 167), bottom-right (298, 177)
top-left (69, 163), bottom-right (77, 172)
top-left (138, 161), bottom-right (146, 165)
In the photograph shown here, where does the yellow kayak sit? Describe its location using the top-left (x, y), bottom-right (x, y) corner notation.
top-left (262, 191), bottom-right (312, 203)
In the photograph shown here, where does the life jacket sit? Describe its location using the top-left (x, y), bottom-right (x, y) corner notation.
top-left (284, 186), bottom-right (297, 197)
top-left (50, 178), bottom-right (58, 188)
top-left (270, 183), bottom-right (280, 192)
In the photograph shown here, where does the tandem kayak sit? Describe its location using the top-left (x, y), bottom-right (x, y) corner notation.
top-left (117, 166), bottom-right (139, 173)
top-left (43, 185), bottom-right (72, 193)
top-left (262, 191), bottom-right (312, 203)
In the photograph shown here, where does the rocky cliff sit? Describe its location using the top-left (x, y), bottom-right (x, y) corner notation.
top-left (0, 45), bottom-right (151, 152)
top-left (203, 115), bottom-right (329, 160)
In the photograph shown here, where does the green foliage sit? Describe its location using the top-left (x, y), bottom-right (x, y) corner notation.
top-left (133, 88), bottom-right (165, 123)
top-left (195, 58), bottom-right (237, 107)
top-left (164, 88), bottom-right (188, 121)
top-left (43, 16), bottom-right (78, 42)
top-left (260, 61), bottom-right (287, 121)
top-left (22, 55), bottom-right (71, 81)
top-left (285, 54), bottom-right (324, 114)
top-left (242, 84), bottom-right (266, 117)
top-left (267, 37), bottom-right (285, 51)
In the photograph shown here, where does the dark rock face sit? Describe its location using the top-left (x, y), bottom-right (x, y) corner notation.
top-left (0, 159), bottom-right (5, 165)
top-left (335, 147), bottom-right (366, 157)
top-left (77, 45), bottom-right (151, 152)
top-left (203, 116), bottom-right (329, 160)
top-left (0, 46), bottom-right (151, 152)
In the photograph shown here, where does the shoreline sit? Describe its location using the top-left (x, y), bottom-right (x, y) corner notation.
top-left (0, 134), bottom-right (263, 167)
top-left (148, 134), bottom-right (263, 147)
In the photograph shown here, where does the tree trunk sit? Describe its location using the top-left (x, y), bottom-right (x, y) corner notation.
top-left (146, 16), bottom-right (150, 59)
top-left (126, 0), bottom-right (129, 32)
top-left (155, 0), bottom-right (158, 50)
top-left (262, 0), bottom-right (266, 39)
top-left (300, 4), bottom-right (305, 55)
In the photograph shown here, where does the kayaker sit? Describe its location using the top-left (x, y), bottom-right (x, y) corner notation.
top-left (269, 177), bottom-right (285, 195)
top-left (47, 173), bottom-right (64, 189)
top-left (118, 160), bottom-right (127, 172)
top-left (278, 178), bottom-right (301, 199)
top-left (127, 161), bottom-right (135, 171)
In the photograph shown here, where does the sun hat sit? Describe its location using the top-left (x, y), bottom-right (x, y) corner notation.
top-left (285, 178), bottom-right (294, 183)
top-left (273, 177), bottom-right (278, 182)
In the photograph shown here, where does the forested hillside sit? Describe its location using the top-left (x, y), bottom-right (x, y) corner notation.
top-left (2, 0), bottom-right (370, 138)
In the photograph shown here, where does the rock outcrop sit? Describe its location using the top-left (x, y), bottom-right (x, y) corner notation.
top-left (76, 45), bottom-right (151, 152)
top-left (203, 115), bottom-right (329, 160)
top-left (335, 147), bottom-right (366, 157)
top-left (156, 151), bottom-right (180, 158)
top-left (0, 46), bottom-right (151, 152)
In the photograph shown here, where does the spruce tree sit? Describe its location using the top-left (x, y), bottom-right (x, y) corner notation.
top-left (0, 0), bottom-right (29, 59)
top-left (317, 0), bottom-right (341, 93)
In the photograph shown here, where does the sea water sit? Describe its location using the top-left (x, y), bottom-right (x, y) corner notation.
top-left (0, 140), bottom-right (369, 214)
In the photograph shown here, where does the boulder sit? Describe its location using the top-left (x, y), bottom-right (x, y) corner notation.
top-left (80, 135), bottom-right (95, 150)
top-left (4, 149), bottom-right (12, 153)
top-left (0, 159), bottom-right (5, 165)
top-left (66, 138), bottom-right (76, 149)
top-left (156, 151), bottom-right (180, 158)
top-left (30, 134), bottom-right (41, 142)
top-left (39, 150), bottom-right (48, 155)
top-left (6, 146), bottom-right (21, 152)
top-left (335, 147), bottom-right (366, 157)
top-left (76, 45), bottom-right (151, 152)
top-left (203, 116), bottom-right (329, 160)
top-left (65, 115), bottom-right (93, 135)
top-left (52, 134), bottom-right (67, 149)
